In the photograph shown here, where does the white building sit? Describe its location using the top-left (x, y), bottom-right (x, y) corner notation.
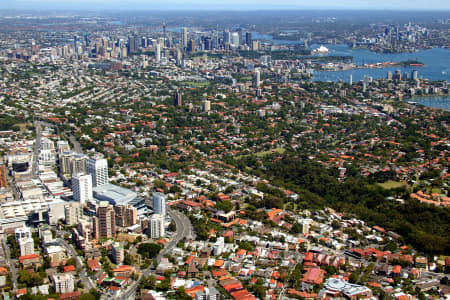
top-left (150, 214), bottom-right (165, 239)
top-left (15, 227), bottom-right (32, 242)
top-left (212, 237), bottom-right (224, 256)
top-left (231, 32), bottom-right (240, 48)
top-left (72, 173), bottom-right (93, 204)
top-left (19, 237), bottom-right (35, 256)
top-left (152, 192), bottom-right (166, 216)
top-left (86, 154), bottom-right (108, 187)
top-left (111, 242), bottom-right (124, 264)
top-left (64, 202), bottom-right (82, 226)
top-left (202, 100), bottom-right (211, 112)
top-left (155, 44), bottom-right (161, 62)
top-left (52, 274), bottom-right (74, 293)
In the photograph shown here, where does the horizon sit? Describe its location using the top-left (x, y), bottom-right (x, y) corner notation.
top-left (1, 0), bottom-right (450, 11)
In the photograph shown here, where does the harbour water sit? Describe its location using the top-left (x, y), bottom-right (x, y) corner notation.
top-left (251, 32), bottom-right (450, 83)
top-left (406, 95), bottom-right (450, 111)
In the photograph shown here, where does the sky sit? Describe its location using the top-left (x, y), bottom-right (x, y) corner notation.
top-left (0, 0), bottom-right (449, 10)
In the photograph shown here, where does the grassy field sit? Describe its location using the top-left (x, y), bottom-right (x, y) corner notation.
top-left (184, 81), bottom-right (210, 87)
top-left (238, 147), bottom-right (285, 159)
top-left (255, 147), bottom-right (285, 157)
top-left (376, 180), bottom-right (408, 190)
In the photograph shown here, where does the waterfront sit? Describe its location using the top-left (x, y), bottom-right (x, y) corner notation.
top-left (311, 45), bottom-right (450, 83)
top-left (406, 95), bottom-right (450, 110)
top-left (251, 32), bottom-right (450, 83)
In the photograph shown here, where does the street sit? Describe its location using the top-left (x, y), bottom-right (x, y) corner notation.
top-left (118, 208), bottom-right (195, 300)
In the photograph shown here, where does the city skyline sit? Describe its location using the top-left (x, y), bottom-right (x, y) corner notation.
top-left (1, 0), bottom-right (450, 10)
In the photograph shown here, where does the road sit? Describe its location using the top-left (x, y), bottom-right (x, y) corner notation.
top-left (2, 239), bottom-right (18, 290)
top-left (56, 238), bottom-right (97, 292)
top-left (31, 120), bottom-right (41, 179)
top-left (118, 208), bottom-right (194, 300)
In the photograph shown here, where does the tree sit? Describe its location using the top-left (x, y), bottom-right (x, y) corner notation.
top-left (78, 293), bottom-right (95, 300)
top-left (137, 243), bottom-right (162, 259)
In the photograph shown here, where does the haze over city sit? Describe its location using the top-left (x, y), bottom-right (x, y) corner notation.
top-left (1, 0), bottom-right (450, 10)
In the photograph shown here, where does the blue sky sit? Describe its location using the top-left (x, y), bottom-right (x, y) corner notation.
top-left (0, 0), bottom-right (449, 10)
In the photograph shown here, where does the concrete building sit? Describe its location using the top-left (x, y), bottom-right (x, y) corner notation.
top-left (72, 173), bottom-right (93, 204)
top-left (152, 192), bottom-right (166, 216)
top-left (111, 242), bottom-right (124, 264)
top-left (19, 237), bottom-right (35, 256)
top-left (52, 274), bottom-right (74, 293)
top-left (93, 201), bottom-right (115, 239)
top-left (64, 202), bottom-right (82, 226)
top-left (150, 213), bottom-right (165, 239)
top-left (45, 245), bottom-right (66, 267)
top-left (114, 204), bottom-right (137, 227)
top-left (254, 69), bottom-right (261, 88)
top-left (202, 100), bottom-right (211, 112)
top-left (15, 227), bottom-right (32, 242)
top-left (86, 154), bottom-right (108, 187)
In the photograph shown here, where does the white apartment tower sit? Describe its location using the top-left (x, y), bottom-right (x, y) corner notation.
top-left (72, 173), bottom-right (93, 204)
top-left (86, 154), bottom-right (108, 187)
top-left (150, 214), bottom-right (165, 239)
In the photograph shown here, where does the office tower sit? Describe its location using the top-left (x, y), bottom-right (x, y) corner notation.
top-left (393, 69), bottom-right (402, 81)
top-left (403, 72), bottom-right (410, 80)
top-left (86, 154), bottom-right (108, 188)
top-left (152, 192), bottom-right (166, 216)
top-left (162, 21), bottom-right (167, 47)
top-left (231, 32), bottom-right (240, 48)
top-left (223, 30), bottom-right (231, 45)
top-left (155, 44), bottom-right (161, 62)
top-left (93, 201), bottom-right (116, 239)
top-left (187, 40), bottom-right (196, 53)
top-left (174, 92), bottom-right (182, 107)
top-left (128, 35), bottom-right (136, 54)
top-left (114, 204), bottom-right (138, 227)
top-left (176, 47), bottom-right (182, 65)
top-left (182, 28), bottom-right (188, 49)
top-left (362, 82), bottom-right (367, 93)
top-left (412, 70), bottom-right (418, 81)
top-left (150, 214), bottom-right (165, 239)
top-left (387, 71), bottom-right (393, 80)
top-left (254, 69), bottom-right (261, 88)
top-left (245, 32), bottom-right (252, 46)
top-left (204, 37), bottom-right (212, 50)
top-left (202, 100), bottom-right (211, 112)
top-left (64, 202), bottom-right (82, 226)
top-left (349, 74), bottom-right (353, 85)
top-left (72, 173), bottom-right (93, 204)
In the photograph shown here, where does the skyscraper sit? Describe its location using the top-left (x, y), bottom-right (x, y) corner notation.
top-left (155, 44), bottom-right (161, 62)
top-left (254, 69), bottom-right (261, 88)
top-left (86, 154), bottom-right (108, 188)
top-left (231, 32), bottom-right (240, 48)
top-left (128, 35), bottom-right (136, 54)
top-left (150, 214), bottom-right (165, 239)
top-left (152, 192), bottom-right (166, 216)
top-left (174, 92), bottom-right (182, 107)
top-left (72, 173), bottom-right (93, 204)
top-left (93, 201), bottom-right (116, 239)
top-left (245, 32), bottom-right (252, 46)
top-left (182, 27), bottom-right (188, 49)
top-left (349, 74), bottom-right (353, 85)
